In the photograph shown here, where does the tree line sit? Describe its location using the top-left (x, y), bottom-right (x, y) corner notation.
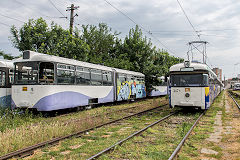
top-left (2, 18), bottom-right (183, 92)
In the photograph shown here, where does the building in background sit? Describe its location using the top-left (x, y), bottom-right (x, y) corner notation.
top-left (212, 68), bottom-right (222, 81)
top-left (238, 74), bottom-right (240, 79)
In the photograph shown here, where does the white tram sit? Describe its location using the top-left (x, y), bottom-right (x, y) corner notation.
top-left (168, 61), bottom-right (223, 110)
top-left (148, 76), bottom-right (168, 97)
top-left (12, 51), bottom-right (146, 111)
top-left (233, 83), bottom-right (240, 90)
top-left (0, 59), bottom-right (14, 108)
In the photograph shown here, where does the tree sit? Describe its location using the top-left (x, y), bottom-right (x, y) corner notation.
top-left (81, 23), bottom-right (121, 64)
top-left (9, 18), bottom-right (183, 91)
top-left (10, 18), bottom-right (90, 61)
top-left (0, 50), bottom-right (17, 60)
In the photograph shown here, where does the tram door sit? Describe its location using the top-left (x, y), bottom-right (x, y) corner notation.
top-left (0, 69), bottom-right (7, 107)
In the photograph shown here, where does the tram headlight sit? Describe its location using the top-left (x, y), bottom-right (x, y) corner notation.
top-left (185, 93), bottom-right (190, 97)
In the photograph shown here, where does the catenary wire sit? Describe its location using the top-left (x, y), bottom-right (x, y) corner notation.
top-left (0, 13), bottom-right (24, 23)
top-left (176, 0), bottom-right (200, 40)
top-left (102, 0), bottom-right (181, 58)
top-left (0, 22), bottom-right (11, 27)
top-left (48, 0), bottom-right (67, 18)
top-left (12, 0), bottom-right (63, 19)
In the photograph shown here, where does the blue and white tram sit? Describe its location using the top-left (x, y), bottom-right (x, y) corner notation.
top-left (0, 59), bottom-right (14, 108)
top-left (148, 76), bottom-right (168, 97)
top-left (168, 61), bottom-right (223, 110)
top-left (233, 83), bottom-right (240, 90)
top-left (12, 51), bottom-right (146, 111)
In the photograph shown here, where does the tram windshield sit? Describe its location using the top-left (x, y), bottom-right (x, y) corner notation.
top-left (15, 62), bottom-right (55, 85)
top-left (15, 62), bottom-right (38, 84)
top-left (170, 74), bottom-right (208, 87)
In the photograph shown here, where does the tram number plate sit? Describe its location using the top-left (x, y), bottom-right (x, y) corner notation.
top-left (185, 88), bottom-right (190, 92)
top-left (22, 87), bottom-right (27, 91)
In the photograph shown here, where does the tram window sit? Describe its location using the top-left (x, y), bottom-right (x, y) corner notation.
top-left (90, 69), bottom-right (102, 86)
top-left (39, 62), bottom-right (54, 84)
top-left (66, 65), bottom-right (75, 70)
top-left (127, 75), bottom-right (133, 82)
top-left (139, 77), bottom-right (145, 84)
top-left (76, 66), bottom-right (83, 71)
top-left (57, 69), bottom-right (75, 84)
top-left (0, 71), bottom-right (6, 86)
top-left (203, 74), bottom-right (209, 86)
top-left (102, 71), bottom-right (112, 86)
top-left (9, 69), bottom-right (13, 84)
top-left (76, 67), bottom-right (90, 85)
top-left (15, 62), bottom-right (38, 84)
top-left (171, 74), bottom-right (207, 87)
top-left (118, 74), bottom-right (126, 83)
top-left (57, 64), bottom-right (66, 69)
top-left (136, 77), bottom-right (141, 83)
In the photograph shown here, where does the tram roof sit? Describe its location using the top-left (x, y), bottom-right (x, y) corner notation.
top-left (0, 59), bottom-right (16, 68)
top-left (15, 50), bottom-right (144, 77)
top-left (169, 62), bottom-right (211, 72)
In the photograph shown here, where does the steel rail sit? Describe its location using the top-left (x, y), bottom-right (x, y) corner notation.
top-left (87, 111), bottom-right (177, 160)
top-left (69, 101), bottom-right (165, 124)
top-left (228, 91), bottom-right (240, 110)
top-left (168, 111), bottom-right (205, 160)
top-left (0, 104), bottom-right (167, 160)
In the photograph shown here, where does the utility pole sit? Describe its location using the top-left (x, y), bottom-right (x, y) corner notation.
top-left (66, 4), bottom-right (79, 35)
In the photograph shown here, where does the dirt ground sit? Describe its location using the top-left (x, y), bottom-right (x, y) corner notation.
top-left (191, 91), bottom-right (240, 160)
top-left (218, 92), bottom-right (240, 160)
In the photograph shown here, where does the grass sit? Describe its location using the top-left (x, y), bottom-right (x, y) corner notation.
top-left (0, 108), bottom-right (45, 132)
top-left (177, 91), bottom-right (225, 160)
top-left (24, 104), bottom-right (173, 159)
top-left (0, 97), bottom-right (167, 156)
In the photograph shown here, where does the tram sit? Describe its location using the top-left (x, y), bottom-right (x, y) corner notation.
top-left (11, 51), bottom-right (146, 111)
top-left (148, 76), bottom-right (168, 96)
top-left (168, 61), bottom-right (223, 110)
top-left (233, 83), bottom-right (240, 90)
top-left (0, 59), bottom-right (14, 108)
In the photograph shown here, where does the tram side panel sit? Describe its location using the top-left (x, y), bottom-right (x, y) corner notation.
top-left (0, 66), bottom-right (13, 109)
top-left (12, 85), bottom-right (114, 111)
top-left (116, 74), bottom-right (146, 101)
top-left (0, 88), bottom-right (11, 108)
top-left (148, 86), bottom-right (167, 97)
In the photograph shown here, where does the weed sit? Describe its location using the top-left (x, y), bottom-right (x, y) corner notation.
top-left (177, 122), bottom-right (191, 137)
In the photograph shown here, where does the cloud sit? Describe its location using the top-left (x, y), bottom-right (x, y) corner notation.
top-left (0, 0), bottom-right (239, 78)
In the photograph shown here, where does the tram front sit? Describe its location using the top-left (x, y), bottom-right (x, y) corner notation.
top-left (168, 61), bottom-right (210, 110)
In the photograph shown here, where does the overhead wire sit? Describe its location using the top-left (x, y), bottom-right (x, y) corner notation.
top-left (48, 0), bottom-right (67, 18)
top-left (102, 0), bottom-right (181, 58)
top-left (0, 22), bottom-right (11, 27)
top-left (0, 13), bottom-right (24, 23)
top-left (12, 0), bottom-right (62, 19)
top-left (176, 0), bottom-right (200, 40)
top-left (176, 0), bottom-right (215, 67)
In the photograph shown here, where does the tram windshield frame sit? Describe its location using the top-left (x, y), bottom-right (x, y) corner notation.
top-left (14, 62), bottom-right (39, 85)
top-left (170, 73), bottom-right (209, 87)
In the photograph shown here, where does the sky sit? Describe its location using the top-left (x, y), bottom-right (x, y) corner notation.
top-left (0, 0), bottom-right (240, 79)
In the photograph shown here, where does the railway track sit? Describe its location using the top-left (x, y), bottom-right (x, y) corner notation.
top-left (66, 99), bottom-right (167, 125)
top-left (0, 103), bottom-right (168, 160)
top-left (228, 90), bottom-right (240, 110)
top-left (87, 111), bottom-right (178, 160)
top-left (85, 110), bottom-right (205, 160)
top-left (168, 111), bottom-right (205, 160)
top-left (25, 98), bottom-right (166, 129)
